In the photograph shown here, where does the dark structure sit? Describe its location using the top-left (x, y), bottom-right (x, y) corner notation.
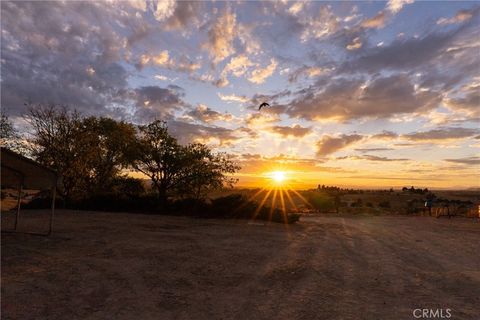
top-left (1, 147), bottom-right (58, 235)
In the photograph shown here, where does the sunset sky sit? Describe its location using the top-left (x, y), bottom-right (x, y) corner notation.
top-left (1, 1), bottom-right (479, 189)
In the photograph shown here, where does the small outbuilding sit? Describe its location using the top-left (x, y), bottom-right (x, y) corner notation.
top-left (1, 147), bottom-right (57, 235)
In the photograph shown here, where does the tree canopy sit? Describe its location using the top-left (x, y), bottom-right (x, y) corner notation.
top-left (19, 106), bottom-right (239, 203)
top-left (128, 120), bottom-right (239, 202)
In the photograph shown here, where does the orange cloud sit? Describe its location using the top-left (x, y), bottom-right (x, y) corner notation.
top-left (269, 124), bottom-right (312, 138)
top-left (437, 9), bottom-right (474, 25)
top-left (316, 134), bottom-right (364, 157)
top-left (361, 11), bottom-right (386, 29)
top-left (248, 59), bottom-right (278, 84)
top-left (204, 9), bottom-right (237, 63)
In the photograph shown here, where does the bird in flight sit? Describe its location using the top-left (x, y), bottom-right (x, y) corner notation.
top-left (258, 102), bottom-right (270, 110)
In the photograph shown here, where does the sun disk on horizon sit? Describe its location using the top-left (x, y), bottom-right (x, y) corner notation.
top-left (270, 171), bottom-right (286, 184)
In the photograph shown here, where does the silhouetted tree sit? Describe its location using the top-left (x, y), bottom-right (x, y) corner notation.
top-left (128, 120), bottom-right (185, 203)
top-left (25, 105), bottom-right (137, 201)
top-left (0, 114), bottom-right (15, 142)
top-left (26, 105), bottom-right (96, 201)
top-left (128, 120), bottom-right (240, 203)
top-left (82, 117), bottom-right (137, 195)
top-left (176, 143), bottom-right (240, 200)
top-left (0, 114), bottom-right (28, 154)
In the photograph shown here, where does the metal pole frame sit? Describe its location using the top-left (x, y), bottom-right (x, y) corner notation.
top-left (47, 186), bottom-right (56, 236)
top-left (1, 169), bottom-right (57, 237)
top-left (1, 165), bottom-right (24, 232)
top-left (13, 180), bottom-right (24, 231)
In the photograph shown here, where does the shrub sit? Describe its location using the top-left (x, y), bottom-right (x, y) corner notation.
top-left (305, 192), bottom-right (335, 212)
top-left (110, 176), bottom-right (145, 197)
top-left (24, 192), bottom-right (301, 224)
top-left (407, 199), bottom-right (417, 213)
top-left (170, 197), bottom-right (209, 216)
top-left (23, 194), bottom-right (64, 209)
top-left (378, 201), bottom-right (391, 208)
top-left (351, 198), bottom-right (363, 207)
top-left (181, 194), bottom-right (301, 223)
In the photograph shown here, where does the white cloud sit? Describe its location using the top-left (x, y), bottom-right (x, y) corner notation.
top-left (154, 75), bottom-right (168, 81)
top-left (288, 2), bottom-right (306, 15)
top-left (218, 93), bottom-right (248, 103)
top-left (386, 0), bottom-right (414, 14)
top-left (150, 0), bottom-right (176, 22)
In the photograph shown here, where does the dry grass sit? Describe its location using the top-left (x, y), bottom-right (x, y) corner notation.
top-left (2, 210), bottom-right (480, 320)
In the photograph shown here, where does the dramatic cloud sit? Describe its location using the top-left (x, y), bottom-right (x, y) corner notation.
top-left (286, 74), bottom-right (440, 121)
top-left (186, 104), bottom-right (233, 123)
top-left (269, 125), bottom-right (312, 138)
top-left (443, 86), bottom-right (480, 118)
top-left (342, 17), bottom-right (478, 75)
top-left (0, 1), bottom-right (130, 116)
top-left (132, 85), bottom-right (187, 122)
top-left (1, 1), bottom-right (479, 187)
top-left (402, 127), bottom-right (479, 141)
top-left (444, 156), bottom-right (480, 165)
top-left (316, 134), bottom-right (364, 157)
top-left (167, 120), bottom-right (238, 145)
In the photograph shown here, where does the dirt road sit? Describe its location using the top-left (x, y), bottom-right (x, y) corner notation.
top-left (2, 210), bottom-right (479, 320)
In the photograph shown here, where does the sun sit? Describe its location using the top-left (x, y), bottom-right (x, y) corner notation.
top-left (270, 171), bottom-right (286, 184)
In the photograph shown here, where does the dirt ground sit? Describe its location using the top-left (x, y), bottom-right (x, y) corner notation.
top-left (2, 210), bottom-right (480, 320)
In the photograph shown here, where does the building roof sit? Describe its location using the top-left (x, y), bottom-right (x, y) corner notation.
top-left (1, 147), bottom-right (57, 189)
